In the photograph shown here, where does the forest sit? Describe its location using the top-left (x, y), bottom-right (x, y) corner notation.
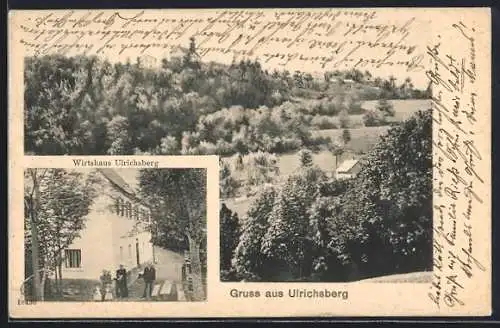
top-left (220, 109), bottom-right (432, 282)
top-left (24, 38), bottom-right (430, 157)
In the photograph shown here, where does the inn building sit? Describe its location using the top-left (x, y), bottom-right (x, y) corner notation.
top-left (62, 168), bottom-right (154, 280)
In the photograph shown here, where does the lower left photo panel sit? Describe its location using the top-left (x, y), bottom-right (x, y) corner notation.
top-left (23, 167), bottom-right (207, 303)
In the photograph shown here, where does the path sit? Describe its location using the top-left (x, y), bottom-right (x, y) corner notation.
top-left (123, 247), bottom-right (186, 301)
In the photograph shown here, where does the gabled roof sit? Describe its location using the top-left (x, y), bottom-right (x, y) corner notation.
top-left (98, 168), bottom-right (136, 196)
top-left (336, 159), bottom-right (360, 173)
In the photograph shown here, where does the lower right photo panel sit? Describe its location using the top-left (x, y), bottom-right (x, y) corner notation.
top-left (220, 107), bottom-right (433, 284)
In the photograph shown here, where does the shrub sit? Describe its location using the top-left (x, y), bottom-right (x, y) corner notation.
top-left (338, 109), bottom-right (350, 128)
top-left (269, 136), bottom-right (302, 153)
top-left (363, 110), bottom-right (386, 127)
top-left (215, 140), bottom-right (234, 156)
top-left (298, 148), bottom-right (314, 168)
top-left (376, 98), bottom-right (395, 117)
top-left (243, 151), bottom-right (279, 186)
top-left (311, 116), bottom-right (338, 129)
top-left (157, 135), bottom-right (179, 155)
top-left (305, 135), bottom-right (332, 150)
top-left (196, 141), bottom-right (217, 155)
top-left (220, 162), bottom-right (240, 198)
top-left (342, 129), bottom-right (351, 145)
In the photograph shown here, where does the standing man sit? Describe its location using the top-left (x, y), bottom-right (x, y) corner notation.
top-left (115, 264), bottom-right (128, 299)
top-left (142, 262), bottom-right (156, 300)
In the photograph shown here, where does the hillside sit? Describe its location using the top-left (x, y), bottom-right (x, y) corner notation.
top-left (357, 271), bottom-right (432, 283)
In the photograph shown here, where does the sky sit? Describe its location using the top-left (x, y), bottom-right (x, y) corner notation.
top-left (11, 8), bottom-right (461, 90)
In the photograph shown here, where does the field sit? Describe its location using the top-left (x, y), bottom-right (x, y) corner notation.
top-left (222, 149), bottom-right (353, 217)
top-left (223, 196), bottom-right (256, 220)
top-left (222, 126), bottom-right (392, 218)
top-left (360, 99), bottom-right (431, 121)
top-left (312, 126), bottom-right (391, 154)
top-left (222, 99), bottom-right (430, 218)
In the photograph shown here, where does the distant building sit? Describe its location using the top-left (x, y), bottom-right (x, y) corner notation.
top-left (138, 55), bottom-right (157, 69)
top-left (335, 159), bottom-right (362, 180)
top-left (61, 169), bottom-right (154, 280)
top-left (168, 46), bottom-right (186, 59)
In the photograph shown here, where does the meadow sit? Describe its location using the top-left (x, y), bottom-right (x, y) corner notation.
top-left (360, 99), bottom-right (431, 121)
top-left (221, 99), bottom-right (432, 218)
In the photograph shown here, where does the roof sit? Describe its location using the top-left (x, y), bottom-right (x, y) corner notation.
top-left (336, 159), bottom-right (360, 173)
top-left (98, 168), bottom-right (136, 196)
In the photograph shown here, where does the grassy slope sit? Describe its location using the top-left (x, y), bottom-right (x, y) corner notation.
top-left (312, 126), bottom-right (391, 154)
top-left (357, 271), bottom-right (432, 283)
top-left (223, 99), bottom-right (430, 220)
top-left (361, 99), bottom-right (431, 121)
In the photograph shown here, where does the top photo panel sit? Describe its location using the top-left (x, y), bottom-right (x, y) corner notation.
top-left (21, 9), bottom-right (431, 158)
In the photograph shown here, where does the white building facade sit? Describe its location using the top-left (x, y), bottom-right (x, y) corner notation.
top-left (335, 159), bottom-right (362, 180)
top-left (62, 169), bottom-right (154, 280)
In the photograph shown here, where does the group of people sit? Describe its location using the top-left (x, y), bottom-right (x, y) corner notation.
top-left (102, 262), bottom-right (157, 300)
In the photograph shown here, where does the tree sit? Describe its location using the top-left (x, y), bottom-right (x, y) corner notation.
top-left (24, 56), bottom-right (94, 155)
top-left (342, 129), bottom-right (351, 145)
top-left (106, 115), bottom-right (132, 155)
top-left (260, 167), bottom-right (326, 280)
top-left (338, 109), bottom-right (350, 128)
top-left (183, 37), bottom-right (201, 71)
top-left (139, 168), bottom-right (207, 300)
top-left (298, 149), bottom-right (313, 168)
top-left (401, 77), bottom-right (414, 98)
top-left (24, 168), bottom-right (45, 301)
top-left (363, 99), bottom-right (395, 127)
top-left (24, 169), bottom-right (99, 300)
top-left (233, 186), bottom-right (277, 280)
top-left (243, 151), bottom-right (279, 187)
top-left (363, 110), bottom-right (381, 127)
top-left (220, 160), bottom-right (239, 198)
top-left (376, 99), bottom-right (395, 118)
top-left (389, 75), bottom-right (397, 89)
top-left (156, 135), bottom-right (180, 155)
top-left (329, 145), bottom-right (345, 169)
top-left (322, 109), bottom-right (433, 279)
top-left (220, 203), bottom-right (240, 272)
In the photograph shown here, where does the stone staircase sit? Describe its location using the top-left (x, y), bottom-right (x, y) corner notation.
top-left (127, 277), bottom-right (183, 301)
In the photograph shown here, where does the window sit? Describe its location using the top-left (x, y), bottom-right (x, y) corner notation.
top-left (128, 244), bottom-right (132, 258)
top-left (120, 246), bottom-right (123, 260)
top-left (65, 249), bottom-right (82, 268)
top-left (116, 198), bottom-right (124, 216)
top-left (144, 211), bottom-right (151, 222)
top-left (126, 202), bottom-right (132, 218)
top-left (133, 206), bottom-right (139, 220)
